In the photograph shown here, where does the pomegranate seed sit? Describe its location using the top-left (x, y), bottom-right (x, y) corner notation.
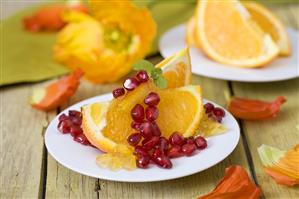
top-left (140, 121), bottom-right (153, 138)
top-left (142, 136), bottom-right (160, 150)
top-left (134, 146), bottom-right (148, 156)
top-left (181, 143), bottom-right (197, 156)
top-left (153, 155), bottom-right (172, 169)
top-left (151, 148), bottom-right (162, 160)
top-left (213, 107), bottom-right (225, 117)
top-left (70, 125), bottom-right (83, 137)
top-left (74, 134), bottom-right (90, 145)
top-left (71, 116), bottom-right (82, 126)
top-left (204, 103), bottom-right (214, 113)
top-left (186, 137), bottom-right (195, 145)
top-left (58, 113), bottom-right (68, 122)
top-left (169, 132), bottom-right (185, 146)
top-left (158, 137), bottom-right (169, 152)
top-left (127, 133), bottom-right (142, 146)
top-left (167, 145), bottom-right (184, 158)
top-left (144, 92), bottom-right (160, 106)
top-left (58, 119), bottom-right (72, 134)
top-left (136, 155), bottom-right (150, 168)
top-left (145, 106), bottom-right (159, 121)
top-left (69, 110), bottom-right (81, 118)
top-left (131, 104), bottom-right (144, 122)
top-left (135, 70), bottom-right (149, 83)
top-left (123, 77), bottom-right (139, 91)
top-left (194, 136), bottom-right (207, 150)
top-left (131, 121), bottom-right (142, 131)
top-left (216, 116), bottom-right (222, 123)
top-left (151, 122), bottom-right (161, 136)
top-left (112, 87), bottom-right (125, 98)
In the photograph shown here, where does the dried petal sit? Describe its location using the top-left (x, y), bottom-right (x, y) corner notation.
top-left (198, 165), bottom-right (261, 199)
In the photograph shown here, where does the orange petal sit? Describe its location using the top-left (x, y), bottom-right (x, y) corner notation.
top-left (31, 69), bottom-right (83, 111)
top-left (198, 165), bottom-right (261, 199)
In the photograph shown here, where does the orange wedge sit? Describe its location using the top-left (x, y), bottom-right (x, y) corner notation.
top-left (195, 0), bottom-right (279, 67)
top-left (82, 81), bottom-right (203, 152)
top-left (243, 2), bottom-right (290, 56)
top-left (157, 48), bottom-right (192, 88)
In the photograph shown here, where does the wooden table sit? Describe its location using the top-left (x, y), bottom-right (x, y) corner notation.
top-left (1, 2), bottom-right (298, 199)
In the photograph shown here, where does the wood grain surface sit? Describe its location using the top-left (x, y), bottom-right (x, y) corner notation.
top-left (1, 2), bottom-right (298, 199)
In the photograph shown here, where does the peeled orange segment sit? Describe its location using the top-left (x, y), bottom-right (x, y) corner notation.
top-left (243, 2), bottom-right (290, 56)
top-left (196, 0), bottom-right (279, 68)
top-left (186, 17), bottom-right (197, 47)
top-left (82, 101), bottom-right (117, 152)
top-left (156, 48), bottom-right (192, 88)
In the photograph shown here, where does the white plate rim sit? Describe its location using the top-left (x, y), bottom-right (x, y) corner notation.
top-left (45, 94), bottom-right (240, 182)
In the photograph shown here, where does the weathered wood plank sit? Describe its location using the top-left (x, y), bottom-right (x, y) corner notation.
top-left (0, 84), bottom-right (50, 198)
top-left (97, 58), bottom-right (251, 199)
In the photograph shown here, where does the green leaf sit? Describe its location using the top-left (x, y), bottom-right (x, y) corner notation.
top-left (154, 76), bottom-right (168, 89)
top-left (150, 68), bottom-right (162, 80)
top-left (133, 60), bottom-right (155, 74)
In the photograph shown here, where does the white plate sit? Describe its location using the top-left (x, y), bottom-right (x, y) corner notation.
top-left (159, 24), bottom-right (299, 82)
top-left (45, 94), bottom-right (240, 182)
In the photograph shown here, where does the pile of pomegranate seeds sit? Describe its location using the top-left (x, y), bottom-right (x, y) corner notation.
top-left (57, 110), bottom-right (91, 146)
top-left (204, 102), bottom-right (226, 123)
top-left (112, 70), bottom-right (149, 98)
top-left (127, 92), bottom-right (208, 169)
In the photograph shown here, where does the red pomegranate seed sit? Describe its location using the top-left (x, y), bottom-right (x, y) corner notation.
top-left (71, 116), bottom-right (82, 126)
top-left (213, 107), bottom-right (225, 117)
top-left (136, 155), bottom-right (150, 168)
top-left (134, 146), bottom-right (149, 156)
top-left (151, 122), bottom-right (161, 136)
top-left (145, 106), bottom-right (159, 121)
top-left (131, 104), bottom-right (144, 122)
top-left (123, 77), bottom-right (139, 91)
top-left (167, 145), bottom-right (184, 158)
top-left (194, 136), bottom-right (207, 150)
top-left (151, 148), bottom-right (162, 160)
top-left (186, 137), bottom-right (195, 145)
top-left (169, 132), bottom-right (185, 146)
top-left (58, 113), bottom-right (68, 122)
top-left (157, 137), bottom-right (169, 152)
top-left (58, 119), bottom-right (72, 134)
top-left (69, 110), bottom-right (82, 118)
top-left (144, 92), bottom-right (160, 106)
top-left (127, 133), bottom-right (142, 146)
top-left (70, 125), bottom-right (83, 137)
top-left (181, 143), bottom-right (197, 156)
top-left (131, 121), bottom-right (142, 131)
top-left (140, 121), bottom-right (153, 138)
top-left (153, 155), bottom-right (172, 169)
top-left (74, 134), bottom-right (90, 145)
top-left (204, 103), bottom-right (214, 113)
top-left (136, 70), bottom-right (149, 83)
top-left (112, 87), bottom-right (125, 98)
top-left (142, 136), bottom-right (160, 150)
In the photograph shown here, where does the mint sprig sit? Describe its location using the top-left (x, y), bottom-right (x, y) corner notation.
top-left (133, 59), bottom-right (168, 89)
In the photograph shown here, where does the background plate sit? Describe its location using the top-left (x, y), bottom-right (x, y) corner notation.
top-left (159, 24), bottom-right (299, 82)
top-left (45, 94), bottom-right (240, 182)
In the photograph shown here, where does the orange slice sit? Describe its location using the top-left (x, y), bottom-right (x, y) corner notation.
top-left (82, 81), bottom-right (203, 152)
top-left (243, 2), bottom-right (290, 56)
top-left (156, 48), bottom-right (192, 88)
top-left (186, 16), bottom-right (197, 47)
top-left (195, 0), bottom-right (279, 67)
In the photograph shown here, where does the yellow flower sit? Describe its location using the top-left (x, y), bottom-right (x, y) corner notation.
top-left (53, 0), bottom-right (156, 83)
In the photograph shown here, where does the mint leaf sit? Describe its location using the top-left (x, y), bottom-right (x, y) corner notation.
top-left (154, 76), bottom-right (168, 89)
top-left (150, 68), bottom-right (162, 80)
top-left (133, 60), bottom-right (155, 74)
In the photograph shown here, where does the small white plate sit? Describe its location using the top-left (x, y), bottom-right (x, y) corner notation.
top-left (159, 24), bottom-right (299, 82)
top-left (45, 94), bottom-right (240, 182)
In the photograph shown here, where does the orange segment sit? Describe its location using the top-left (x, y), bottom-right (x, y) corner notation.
top-left (195, 0), bottom-right (279, 67)
top-left (243, 2), bottom-right (290, 56)
top-left (186, 17), bottom-right (197, 47)
top-left (156, 48), bottom-right (192, 88)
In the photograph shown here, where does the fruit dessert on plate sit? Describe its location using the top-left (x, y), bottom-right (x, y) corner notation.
top-left (56, 48), bottom-right (227, 170)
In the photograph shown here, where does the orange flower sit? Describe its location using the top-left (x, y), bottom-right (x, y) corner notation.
top-left (54, 0), bottom-right (156, 83)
